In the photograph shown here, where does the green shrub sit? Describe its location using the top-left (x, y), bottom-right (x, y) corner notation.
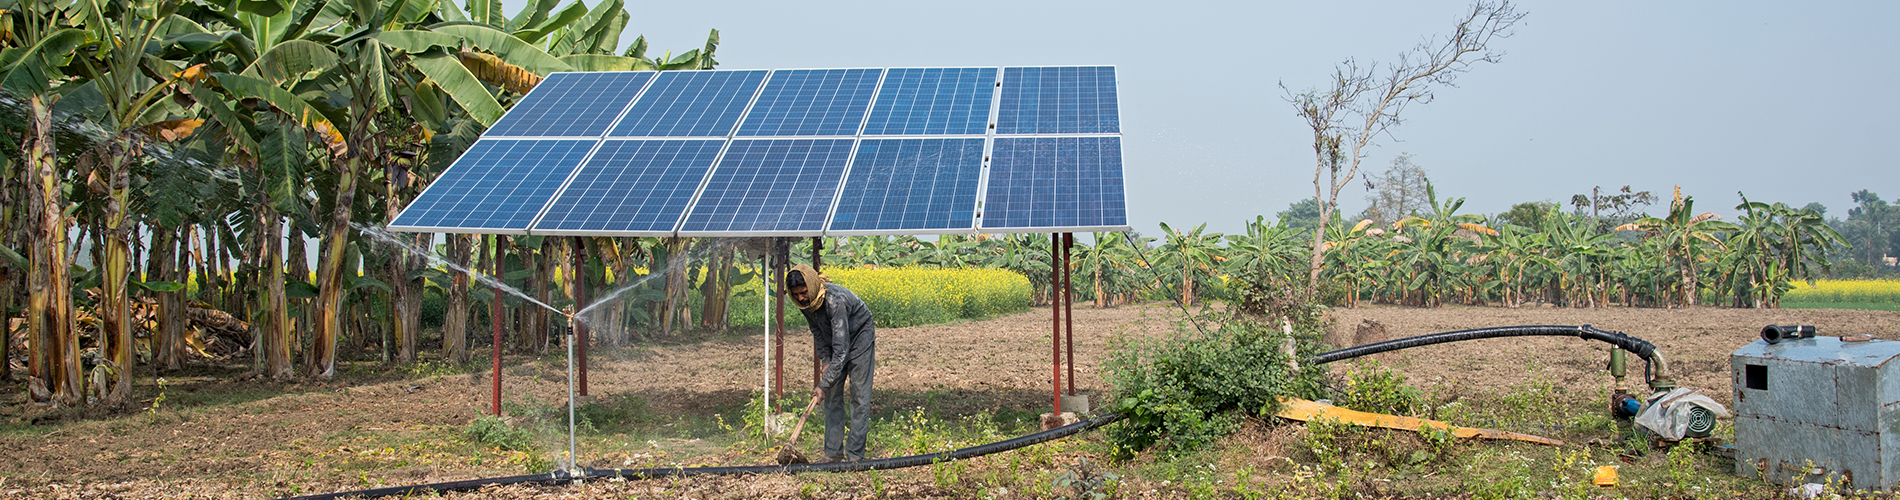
top-left (463, 415), bottom-right (534, 451)
top-left (1103, 307), bottom-right (1328, 457)
top-left (1337, 360), bottom-right (1422, 416)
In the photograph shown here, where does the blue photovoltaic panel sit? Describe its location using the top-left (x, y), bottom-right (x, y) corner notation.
top-left (679, 139), bottom-right (856, 234)
top-left (860, 68), bottom-right (996, 135)
top-left (995, 66), bottom-right (1119, 134)
top-left (982, 137), bottom-right (1128, 230)
top-left (829, 138), bottom-right (983, 232)
top-left (611, 70), bottom-right (768, 137)
top-left (389, 140), bottom-right (596, 231)
top-left (484, 72), bottom-right (654, 137)
top-left (736, 69), bottom-right (882, 136)
top-left (531, 140), bottom-right (726, 234)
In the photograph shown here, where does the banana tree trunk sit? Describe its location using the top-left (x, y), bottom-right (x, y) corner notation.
top-left (25, 95), bottom-right (79, 405)
top-left (699, 245), bottom-right (728, 332)
top-left (533, 238), bottom-right (552, 351)
top-left (1093, 259), bottom-right (1106, 308)
top-left (262, 209), bottom-right (293, 379)
top-left (1, 136), bottom-right (17, 383)
top-left (99, 136), bottom-right (137, 407)
top-left (1680, 259), bottom-right (1698, 307)
top-left (312, 154), bottom-right (360, 377)
top-left (150, 225), bottom-right (184, 371)
top-left (662, 237), bottom-right (683, 335)
top-left (392, 233), bottom-right (423, 363)
top-left (611, 238), bottom-right (633, 344)
top-left (444, 234), bottom-right (472, 363)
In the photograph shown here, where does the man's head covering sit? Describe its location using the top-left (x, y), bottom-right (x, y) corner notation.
top-left (788, 264), bottom-right (828, 312)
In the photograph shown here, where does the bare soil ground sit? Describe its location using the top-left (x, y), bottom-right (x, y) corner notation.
top-left (2, 303), bottom-right (1896, 499)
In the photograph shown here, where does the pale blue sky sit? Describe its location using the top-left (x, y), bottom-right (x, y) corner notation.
top-left (499, 0), bottom-right (1899, 237)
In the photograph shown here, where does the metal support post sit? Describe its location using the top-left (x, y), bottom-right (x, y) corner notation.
top-left (1064, 233), bottom-right (1075, 396)
top-left (1051, 233), bottom-right (1062, 414)
top-left (491, 235), bottom-right (505, 416)
top-left (571, 237), bottom-right (588, 396)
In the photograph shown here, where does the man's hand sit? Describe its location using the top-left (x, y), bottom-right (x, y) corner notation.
top-left (813, 363), bottom-right (829, 394)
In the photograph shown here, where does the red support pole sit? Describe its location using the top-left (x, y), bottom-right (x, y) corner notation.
top-left (491, 235), bottom-right (504, 416)
top-left (1051, 233), bottom-right (1062, 415)
top-left (572, 237), bottom-right (588, 396)
top-left (1065, 233), bottom-right (1075, 396)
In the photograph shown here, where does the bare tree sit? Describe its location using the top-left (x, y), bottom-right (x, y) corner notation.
top-left (1283, 1), bottom-right (1525, 292)
top-left (1357, 153), bottom-right (1433, 226)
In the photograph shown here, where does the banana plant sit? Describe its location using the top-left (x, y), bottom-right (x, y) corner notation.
top-left (1, 6), bottom-right (92, 405)
top-left (1156, 222), bottom-right (1224, 306)
top-left (1223, 216), bottom-right (1307, 313)
top-left (1619, 189), bottom-right (1738, 307)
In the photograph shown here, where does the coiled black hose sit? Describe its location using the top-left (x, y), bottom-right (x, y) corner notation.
top-left (282, 324), bottom-right (1664, 499)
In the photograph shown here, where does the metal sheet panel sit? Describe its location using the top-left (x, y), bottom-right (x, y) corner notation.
top-left (1732, 337), bottom-right (1900, 490)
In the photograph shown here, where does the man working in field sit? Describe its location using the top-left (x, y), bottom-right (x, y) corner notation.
top-left (788, 264), bottom-right (876, 463)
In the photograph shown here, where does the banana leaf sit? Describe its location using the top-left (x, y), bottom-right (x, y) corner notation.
top-left (431, 24), bottom-right (572, 75)
top-left (558, 54), bottom-right (651, 71)
top-left (409, 51), bottom-right (504, 126)
top-left (513, 1), bottom-right (588, 45)
top-left (375, 30), bottom-right (463, 53)
top-left (211, 72), bottom-right (343, 134)
top-left (242, 39), bottom-right (339, 84)
top-left (0, 28), bottom-right (91, 96)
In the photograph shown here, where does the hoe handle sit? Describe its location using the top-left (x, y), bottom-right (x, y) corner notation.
top-left (787, 393), bottom-right (822, 444)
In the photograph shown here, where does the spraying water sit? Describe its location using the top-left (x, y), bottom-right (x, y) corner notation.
top-left (350, 223), bottom-right (562, 315)
top-left (567, 238), bottom-right (742, 336)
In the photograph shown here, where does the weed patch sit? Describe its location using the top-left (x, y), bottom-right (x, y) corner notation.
top-left (1104, 307), bottom-right (1327, 457)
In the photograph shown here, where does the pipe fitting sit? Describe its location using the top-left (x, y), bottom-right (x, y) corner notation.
top-left (1761, 324), bottom-right (1817, 345)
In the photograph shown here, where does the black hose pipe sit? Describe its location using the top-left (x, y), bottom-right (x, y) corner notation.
top-left (277, 472), bottom-right (575, 500)
top-left (1309, 324), bottom-right (1672, 391)
top-left (277, 414), bottom-right (1123, 500)
top-left (589, 412), bottom-right (1123, 479)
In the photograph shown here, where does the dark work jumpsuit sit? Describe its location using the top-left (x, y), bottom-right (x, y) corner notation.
top-left (801, 282), bottom-right (875, 461)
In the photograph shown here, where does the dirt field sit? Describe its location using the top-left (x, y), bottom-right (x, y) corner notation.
top-left (3, 303), bottom-right (1897, 498)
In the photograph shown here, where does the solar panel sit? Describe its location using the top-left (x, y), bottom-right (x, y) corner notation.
top-left (996, 66), bottom-right (1119, 135)
top-left (484, 72), bottom-right (655, 137)
top-left (530, 139), bottom-right (726, 235)
top-left (860, 68), bottom-right (996, 136)
top-left (735, 69), bottom-right (882, 137)
top-left (390, 65), bottom-right (1128, 237)
top-left (388, 139), bottom-right (597, 232)
top-left (828, 138), bottom-right (983, 233)
top-left (678, 139), bottom-right (856, 235)
top-left (610, 70), bottom-right (768, 137)
top-left (980, 136), bottom-right (1129, 231)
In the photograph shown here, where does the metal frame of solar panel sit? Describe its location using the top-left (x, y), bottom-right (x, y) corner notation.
top-left (386, 66), bottom-right (1129, 237)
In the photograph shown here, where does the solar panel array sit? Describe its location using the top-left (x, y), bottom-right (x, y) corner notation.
top-left (389, 66), bottom-right (1127, 236)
